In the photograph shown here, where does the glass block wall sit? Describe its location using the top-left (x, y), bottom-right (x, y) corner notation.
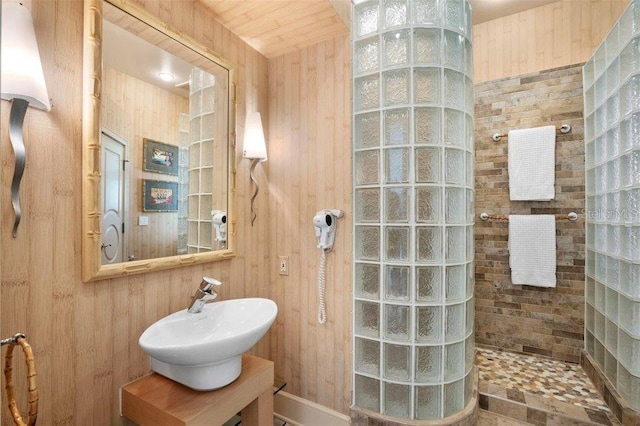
top-left (352, 0), bottom-right (474, 420)
top-left (178, 113), bottom-right (190, 255)
top-left (188, 68), bottom-right (216, 253)
top-left (583, 0), bottom-right (640, 411)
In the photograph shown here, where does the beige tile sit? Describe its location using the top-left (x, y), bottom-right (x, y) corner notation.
top-left (487, 397), bottom-right (528, 422)
top-left (478, 409), bottom-right (531, 426)
top-left (551, 401), bottom-right (592, 422)
top-left (526, 408), bottom-right (548, 426)
top-left (523, 393), bottom-right (560, 413)
top-left (546, 412), bottom-right (595, 426)
top-left (486, 383), bottom-right (508, 398)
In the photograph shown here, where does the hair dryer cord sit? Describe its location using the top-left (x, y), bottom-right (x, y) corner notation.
top-left (317, 248), bottom-right (327, 324)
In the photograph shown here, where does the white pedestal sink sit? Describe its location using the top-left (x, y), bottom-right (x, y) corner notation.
top-left (139, 298), bottom-right (277, 390)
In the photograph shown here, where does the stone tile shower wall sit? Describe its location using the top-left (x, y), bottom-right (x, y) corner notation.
top-left (352, 0), bottom-right (474, 420)
top-left (474, 64), bottom-right (586, 364)
top-left (584, 0), bottom-right (640, 411)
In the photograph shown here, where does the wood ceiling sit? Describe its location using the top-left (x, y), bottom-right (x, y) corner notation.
top-left (197, 0), bottom-right (350, 58)
top-left (197, 0), bottom-right (561, 59)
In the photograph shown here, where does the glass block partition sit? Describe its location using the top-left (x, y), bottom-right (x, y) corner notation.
top-left (178, 113), bottom-right (190, 255)
top-left (188, 68), bottom-right (216, 253)
top-left (352, 0), bottom-right (474, 420)
top-left (583, 0), bottom-right (640, 411)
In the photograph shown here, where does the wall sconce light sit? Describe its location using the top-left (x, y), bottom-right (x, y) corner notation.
top-left (242, 112), bottom-right (267, 226)
top-left (1, 2), bottom-right (51, 238)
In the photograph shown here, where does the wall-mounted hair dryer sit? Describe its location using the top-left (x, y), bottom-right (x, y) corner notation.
top-left (313, 209), bottom-right (344, 252)
top-left (313, 209), bottom-right (343, 325)
top-left (211, 210), bottom-right (227, 243)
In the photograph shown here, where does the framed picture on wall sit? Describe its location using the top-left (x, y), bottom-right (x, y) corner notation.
top-left (142, 180), bottom-right (179, 212)
top-left (143, 138), bottom-right (179, 175)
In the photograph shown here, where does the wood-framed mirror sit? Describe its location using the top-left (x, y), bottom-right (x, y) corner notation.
top-left (82, 0), bottom-right (236, 282)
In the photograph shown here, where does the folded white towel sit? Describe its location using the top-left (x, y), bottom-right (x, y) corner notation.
top-left (508, 125), bottom-right (556, 201)
top-left (508, 215), bottom-right (556, 287)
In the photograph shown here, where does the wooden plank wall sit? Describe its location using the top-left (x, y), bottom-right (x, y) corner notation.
top-left (473, 0), bottom-right (630, 83)
top-left (0, 0), bottom-right (269, 424)
top-left (267, 34), bottom-right (352, 413)
top-left (102, 66), bottom-right (187, 260)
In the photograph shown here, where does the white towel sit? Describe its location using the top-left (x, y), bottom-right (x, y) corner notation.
top-left (508, 215), bottom-right (556, 287)
top-left (508, 125), bottom-right (556, 201)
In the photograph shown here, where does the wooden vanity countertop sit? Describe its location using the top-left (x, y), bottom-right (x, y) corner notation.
top-left (121, 354), bottom-right (274, 426)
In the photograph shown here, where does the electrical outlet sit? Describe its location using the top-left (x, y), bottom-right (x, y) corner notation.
top-left (278, 256), bottom-right (289, 276)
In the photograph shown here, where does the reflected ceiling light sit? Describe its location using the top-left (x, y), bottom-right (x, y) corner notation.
top-left (158, 72), bottom-right (174, 82)
top-left (1, 2), bottom-right (51, 238)
top-left (242, 112), bottom-right (267, 226)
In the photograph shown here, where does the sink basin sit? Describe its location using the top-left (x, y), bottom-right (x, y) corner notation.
top-left (139, 298), bottom-right (277, 390)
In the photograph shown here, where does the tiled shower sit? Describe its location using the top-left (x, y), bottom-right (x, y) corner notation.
top-left (584, 0), bottom-right (640, 411)
top-left (352, 0), bottom-right (474, 420)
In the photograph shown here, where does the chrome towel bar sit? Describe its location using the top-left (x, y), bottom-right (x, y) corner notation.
top-left (479, 212), bottom-right (579, 222)
top-left (492, 124), bottom-right (571, 142)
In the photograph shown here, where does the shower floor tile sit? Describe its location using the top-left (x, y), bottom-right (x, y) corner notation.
top-left (476, 347), bottom-right (620, 425)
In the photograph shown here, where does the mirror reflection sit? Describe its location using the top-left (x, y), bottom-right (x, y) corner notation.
top-left (100, 3), bottom-right (229, 265)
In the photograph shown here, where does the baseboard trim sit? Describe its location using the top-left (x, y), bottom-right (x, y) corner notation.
top-left (274, 391), bottom-right (350, 426)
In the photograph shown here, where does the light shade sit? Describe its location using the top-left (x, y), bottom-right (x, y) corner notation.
top-left (1, 2), bottom-right (51, 111)
top-left (243, 112), bottom-right (267, 161)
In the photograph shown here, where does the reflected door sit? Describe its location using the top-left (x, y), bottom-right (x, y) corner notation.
top-left (101, 131), bottom-right (126, 264)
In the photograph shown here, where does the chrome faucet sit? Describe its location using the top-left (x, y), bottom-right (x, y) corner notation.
top-left (187, 277), bottom-right (222, 313)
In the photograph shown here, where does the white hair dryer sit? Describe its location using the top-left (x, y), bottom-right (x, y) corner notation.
top-left (313, 209), bottom-right (343, 252)
top-left (211, 210), bottom-right (227, 243)
top-left (313, 209), bottom-right (343, 325)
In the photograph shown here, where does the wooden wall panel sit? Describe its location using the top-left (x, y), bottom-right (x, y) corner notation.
top-left (0, 0), bottom-right (269, 424)
top-left (267, 34), bottom-right (352, 414)
top-left (473, 0), bottom-right (630, 82)
top-left (102, 66), bottom-right (188, 260)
